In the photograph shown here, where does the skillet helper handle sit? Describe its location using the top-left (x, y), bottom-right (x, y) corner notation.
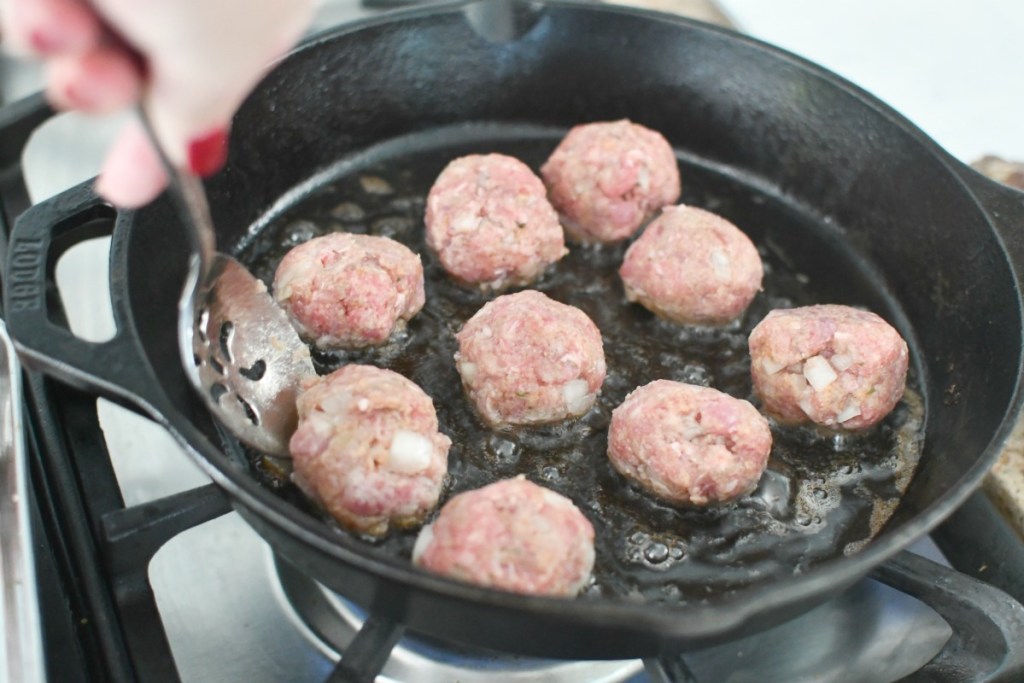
top-left (3, 181), bottom-right (167, 412)
top-left (0, 93), bottom-right (53, 241)
top-left (872, 549), bottom-right (1024, 682)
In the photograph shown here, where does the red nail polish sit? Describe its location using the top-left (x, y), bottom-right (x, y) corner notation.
top-left (187, 128), bottom-right (228, 177)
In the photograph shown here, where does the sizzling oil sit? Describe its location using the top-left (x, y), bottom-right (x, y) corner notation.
top-left (237, 126), bottom-right (924, 604)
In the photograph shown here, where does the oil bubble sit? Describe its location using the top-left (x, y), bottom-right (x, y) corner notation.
top-left (661, 584), bottom-right (683, 601)
top-left (746, 469), bottom-right (791, 518)
top-left (359, 175), bottom-right (394, 195)
top-left (282, 220), bottom-right (318, 248)
top-left (832, 433), bottom-right (851, 451)
top-left (629, 531), bottom-right (649, 545)
top-left (330, 202), bottom-right (365, 222)
top-left (371, 216), bottom-right (413, 239)
top-left (389, 196), bottom-right (422, 212)
top-left (644, 542), bottom-right (670, 564)
top-left (486, 435), bottom-right (519, 463)
top-left (539, 465), bottom-right (560, 482)
top-left (679, 364), bottom-right (710, 386)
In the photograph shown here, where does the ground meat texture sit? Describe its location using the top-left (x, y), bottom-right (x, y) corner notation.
top-left (454, 290), bottom-right (606, 427)
top-left (273, 232), bottom-right (425, 349)
top-left (289, 365), bottom-right (451, 536)
top-left (424, 154), bottom-right (567, 290)
top-left (412, 476), bottom-right (595, 596)
top-left (540, 119), bottom-right (680, 243)
top-left (619, 205), bottom-right (763, 325)
top-left (608, 381), bottom-right (772, 507)
top-left (748, 305), bottom-right (909, 430)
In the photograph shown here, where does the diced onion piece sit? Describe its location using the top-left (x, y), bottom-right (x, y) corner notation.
top-left (798, 397), bottom-right (814, 417)
top-left (803, 355), bottom-right (838, 391)
top-left (563, 379), bottom-right (593, 415)
top-left (320, 391), bottom-right (350, 414)
top-left (836, 404), bottom-right (862, 424)
top-left (681, 420), bottom-right (704, 440)
top-left (830, 354), bottom-right (854, 372)
top-left (412, 524), bottom-right (434, 563)
top-left (452, 214), bottom-right (477, 232)
top-left (760, 357), bottom-right (786, 375)
top-left (388, 430), bottom-right (434, 474)
top-left (710, 249), bottom-right (732, 280)
top-left (459, 361), bottom-right (477, 385)
top-left (637, 166), bottom-right (651, 192)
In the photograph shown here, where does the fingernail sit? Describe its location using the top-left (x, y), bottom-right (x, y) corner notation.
top-left (29, 29), bottom-right (62, 54)
top-left (187, 128), bottom-right (229, 177)
top-left (61, 82), bottom-right (91, 109)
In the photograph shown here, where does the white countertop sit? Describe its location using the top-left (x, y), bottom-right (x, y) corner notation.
top-left (717, 0), bottom-right (1024, 165)
top-left (715, 0), bottom-right (1024, 537)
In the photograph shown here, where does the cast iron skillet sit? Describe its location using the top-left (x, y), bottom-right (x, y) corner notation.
top-left (5, 0), bottom-right (1024, 662)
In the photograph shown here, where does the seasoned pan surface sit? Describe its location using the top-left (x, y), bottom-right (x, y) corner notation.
top-left (236, 122), bottom-right (924, 603)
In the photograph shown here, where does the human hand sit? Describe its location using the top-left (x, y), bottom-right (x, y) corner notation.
top-left (0, 0), bottom-right (315, 207)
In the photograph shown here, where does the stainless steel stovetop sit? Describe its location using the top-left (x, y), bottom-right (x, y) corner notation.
top-left (1, 2), bottom-right (1022, 682)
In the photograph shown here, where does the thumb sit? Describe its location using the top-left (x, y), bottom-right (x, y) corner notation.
top-left (94, 119), bottom-right (168, 208)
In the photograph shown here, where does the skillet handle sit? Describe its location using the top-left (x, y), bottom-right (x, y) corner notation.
top-left (3, 181), bottom-right (168, 413)
top-left (872, 549), bottom-right (1024, 682)
top-left (0, 93), bottom-right (54, 244)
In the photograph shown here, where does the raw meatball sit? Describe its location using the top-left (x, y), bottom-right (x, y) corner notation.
top-left (748, 305), bottom-right (909, 430)
top-left (425, 154), bottom-right (567, 290)
top-left (273, 232), bottom-right (425, 349)
top-left (608, 380), bottom-right (772, 507)
top-left (289, 365), bottom-right (451, 536)
top-left (619, 205), bottom-right (763, 325)
top-left (455, 290), bottom-right (606, 427)
top-left (412, 476), bottom-right (595, 596)
top-left (540, 119), bottom-right (680, 243)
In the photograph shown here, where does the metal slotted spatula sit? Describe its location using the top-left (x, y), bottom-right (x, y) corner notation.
top-left (138, 109), bottom-right (314, 457)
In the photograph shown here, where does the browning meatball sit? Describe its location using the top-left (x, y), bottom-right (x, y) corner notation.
top-left (540, 119), bottom-right (680, 243)
top-left (748, 305), bottom-right (909, 430)
top-left (412, 476), bottom-right (595, 596)
top-left (425, 154), bottom-right (567, 290)
top-left (455, 290), bottom-right (606, 427)
top-left (608, 380), bottom-right (772, 507)
top-left (273, 232), bottom-right (425, 349)
top-left (619, 205), bottom-right (763, 325)
top-left (289, 365), bottom-right (451, 536)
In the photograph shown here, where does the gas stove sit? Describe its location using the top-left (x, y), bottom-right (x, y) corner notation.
top-left (7, 323), bottom-right (1022, 683)
top-left (2, 2), bottom-right (1024, 682)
